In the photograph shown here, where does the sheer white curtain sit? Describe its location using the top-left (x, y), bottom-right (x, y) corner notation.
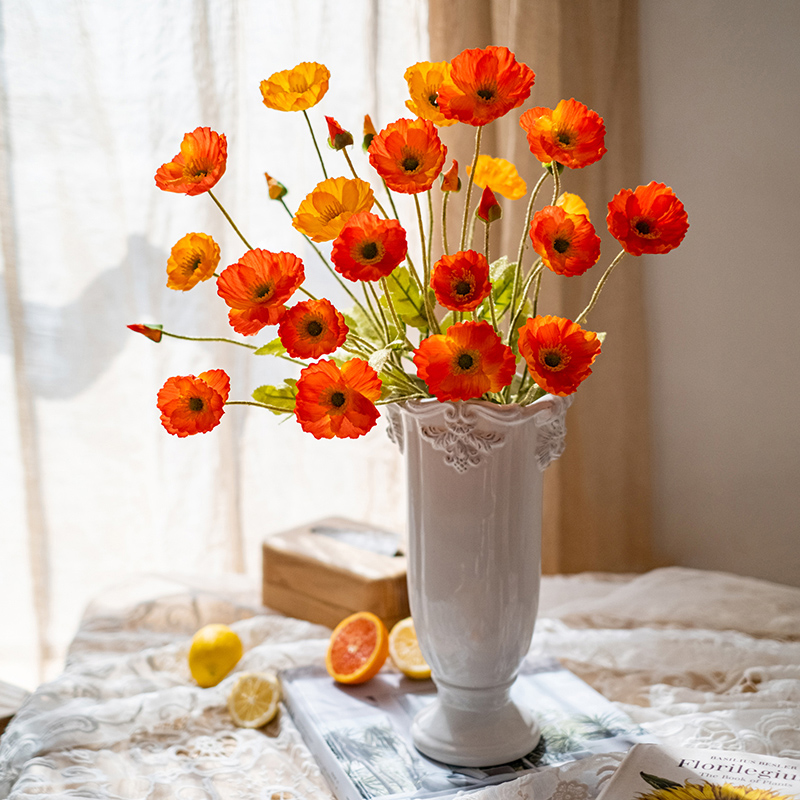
top-left (0, 0), bottom-right (427, 688)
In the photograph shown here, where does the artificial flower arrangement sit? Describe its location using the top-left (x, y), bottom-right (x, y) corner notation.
top-left (130, 46), bottom-right (689, 440)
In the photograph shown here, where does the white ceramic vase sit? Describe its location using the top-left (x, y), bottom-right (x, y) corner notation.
top-left (386, 395), bottom-right (571, 767)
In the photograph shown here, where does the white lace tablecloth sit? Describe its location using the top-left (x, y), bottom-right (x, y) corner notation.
top-left (2, 567), bottom-right (799, 799)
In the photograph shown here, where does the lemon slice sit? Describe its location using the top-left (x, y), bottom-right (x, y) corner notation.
top-left (388, 617), bottom-right (431, 680)
top-left (227, 671), bottom-right (281, 728)
top-left (188, 623), bottom-right (243, 688)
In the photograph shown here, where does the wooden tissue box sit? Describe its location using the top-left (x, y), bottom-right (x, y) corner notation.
top-left (262, 517), bottom-right (409, 630)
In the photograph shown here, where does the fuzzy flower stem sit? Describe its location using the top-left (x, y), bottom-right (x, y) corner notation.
top-left (460, 125), bottom-right (483, 251)
top-left (380, 276), bottom-right (416, 350)
top-left (426, 190), bottom-right (434, 269)
top-left (225, 399), bottom-right (293, 413)
top-left (575, 250), bottom-right (627, 326)
top-left (383, 179), bottom-right (402, 220)
top-left (508, 261), bottom-right (544, 342)
top-left (507, 170), bottom-right (549, 341)
top-left (414, 193), bottom-right (440, 335)
top-left (160, 330), bottom-right (308, 367)
top-left (551, 162), bottom-right (562, 206)
top-left (531, 266), bottom-right (544, 317)
top-left (441, 192), bottom-right (451, 256)
top-left (367, 281), bottom-right (392, 344)
top-left (208, 190), bottom-right (254, 251)
top-left (343, 149), bottom-right (391, 219)
top-left (302, 109), bottom-right (328, 180)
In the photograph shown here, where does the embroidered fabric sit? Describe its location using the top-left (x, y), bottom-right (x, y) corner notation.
top-left (2, 568), bottom-right (799, 799)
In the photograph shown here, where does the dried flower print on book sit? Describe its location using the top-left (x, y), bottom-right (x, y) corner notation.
top-left (131, 47), bottom-right (688, 440)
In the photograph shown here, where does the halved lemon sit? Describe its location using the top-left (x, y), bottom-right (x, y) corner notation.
top-left (227, 671), bottom-right (281, 728)
top-left (188, 623), bottom-right (243, 688)
top-left (388, 617), bottom-right (431, 680)
top-left (325, 611), bottom-right (389, 685)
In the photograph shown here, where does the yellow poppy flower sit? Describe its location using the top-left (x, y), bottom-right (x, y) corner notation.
top-left (292, 176), bottom-right (375, 242)
top-left (556, 191), bottom-right (591, 222)
top-left (466, 155), bottom-right (526, 200)
top-left (166, 232), bottom-right (220, 291)
top-left (638, 780), bottom-right (794, 800)
top-left (404, 61), bottom-right (457, 127)
top-left (260, 62), bottom-right (330, 112)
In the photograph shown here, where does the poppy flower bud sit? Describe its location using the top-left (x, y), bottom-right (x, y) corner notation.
top-left (543, 161), bottom-right (565, 176)
top-left (476, 186), bottom-right (502, 223)
top-left (440, 160), bottom-right (461, 192)
top-left (128, 323), bottom-right (163, 343)
top-left (325, 116), bottom-right (354, 150)
top-left (362, 114), bottom-right (377, 152)
top-left (264, 172), bottom-right (288, 200)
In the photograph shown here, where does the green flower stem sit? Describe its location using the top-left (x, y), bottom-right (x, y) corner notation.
top-left (346, 332), bottom-right (378, 353)
top-left (208, 190), bottom-right (254, 251)
top-left (380, 276), bottom-right (416, 350)
top-left (343, 149), bottom-right (391, 219)
top-left (467, 209), bottom-right (479, 250)
top-left (426, 190), bottom-right (434, 270)
top-left (414, 193), bottom-right (440, 334)
top-left (460, 125), bottom-right (483, 251)
top-left (530, 265), bottom-right (544, 317)
top-left (367, 281), bottom-right (392, 344)
top-left (302, 109), bottom-right (328, 180)
top-left (376, 393), bottom-right (428, 405)
top-left (507, 261), bottom-right (544, 342)
top-left (441, 192), bottom-right (451, 256)
top-left (551, 162), bottom-right (561, 205)
top-left (278, 197), bottom-right (375, 325)
top-left (162, 330), bottom-right (257, 350)
top-left (225, 399), bottom-right (292, 413)
top-left (575, 249), bottom-right (627, 326)
top-left (507, 170), bottom-right (549, 339)
top-left (383, 178), bottom-right (402, 220)
top-left (484, 221), bottom-right (500, 335)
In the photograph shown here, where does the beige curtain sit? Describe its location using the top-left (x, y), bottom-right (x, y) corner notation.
top-left (429, 0), bottom-right (654, 574)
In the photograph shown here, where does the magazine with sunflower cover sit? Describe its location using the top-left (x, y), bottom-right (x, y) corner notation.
top-left (595, 743), bottom-right (800, 800)
top-left (280, 655), bottom-right (656, 800)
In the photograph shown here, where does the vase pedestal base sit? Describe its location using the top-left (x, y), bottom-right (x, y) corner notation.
top-left (410, 680), bottom-right (540, 767)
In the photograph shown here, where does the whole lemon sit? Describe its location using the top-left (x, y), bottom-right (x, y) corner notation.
top-left (188, 623), bottom-right (243, 687)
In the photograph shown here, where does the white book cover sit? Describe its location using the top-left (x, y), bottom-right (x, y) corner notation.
top-left (280, 656), bottom-right (657, 800)
top-left (596, 743), bottom-right (800, 799)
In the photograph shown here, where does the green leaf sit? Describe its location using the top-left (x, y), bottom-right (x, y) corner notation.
top-left (384, 267), bottom-right (429, 330)
top-left (253, 338), bottom-right (287, 357)
top-left (481, 256), bottom-right (517, 321)
top-left (596, 331), bottom-right (607, 344)
top-left (439, 311), bottom-right (456, 333)
top-left (367, 339), bottom-right (406, 375)
top-left (252, 380), bottom-right (297, 415)
top-left (344, 303), bottom-right (383, 345)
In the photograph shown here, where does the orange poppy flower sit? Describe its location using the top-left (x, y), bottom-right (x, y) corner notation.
top-left (154, 127), bottom-right (227, 196)
top-left (292, 176), bottom-right (375, 242)
top-left (607, 181), bottom-right (689, 256)
top-left (437, 46), bottom-right (535, 127)
top-left (556, 191), bottom-right (590, 221)
top-left (530, 206), bottom-right (601, 277)
top-left (517, 315), bottom-right (601, 396)
top-left (404, 61), bottom-right (457, 127)
top-left (216, 249), bottom-right (305, 336)
top-left (166, 232), bottom-right (220, 291)
top-left (368, 118), bottom-right (447, 194)
top-left (331, 212), bottom-right (408, 282)
top-left (295, 358), bottom-right (382, 440)
top-left (413, 321), bottom-right (516, 402)
top-left (519, 99), bottom-right (607, 169)
top-left (259, 62), bottom-right (330, 112)
top-left (431, 250), bottom-right (492, 312)
top-left (278, 298), bottom-right (348, 359)
top-left (157, 369), bottom-right (230, 437)
top-left (467, 155), bottom-right (526, 200)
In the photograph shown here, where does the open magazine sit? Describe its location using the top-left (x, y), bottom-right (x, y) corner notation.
top-left (596, 743), bottom-right (800, 799)
top-left (280, 656), bottom-right (657, 800)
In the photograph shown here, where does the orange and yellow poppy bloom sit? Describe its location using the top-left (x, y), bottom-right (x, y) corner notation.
top-left (295, 358), bottom-right (382, 440)
top-left (607, 181), bottom-right (689, 256)
top-left (331, 212), bottom-right (408, 282)
top-left (413, 321), bottom-right (516, 402)
top-left (404, 61), bottom-right (457, 127)
top-left (530, 206), bottom-right (601, 277)
top-left (467, 155), bottom-right (526, 200)
top-left (166, 232), bottom-right (220, 291)
top-left (157, 369), bottom-right (230, 437)
top-left (368, 118), bottom-right (447, 194)
top-left (292, 177), bottom-right (375, 242)
top-left (437, 46), bottom-right (535, 127)
top-left (259, 62), bottom-right (330, 112)
top-left (431, 250), bottom-right (492, 312)
top-left (517, 315), bottom-right (601, 396)
top-left (154, 127), bottom-right (227, 196)
top-left (278, 298), bottom-right (348, 360)
top-left (556, 191), bottom-right (591, 221)
top-left (519, 99), bottom-right (607, 169)
top-left (216, 249), bottom-right (305, 336)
